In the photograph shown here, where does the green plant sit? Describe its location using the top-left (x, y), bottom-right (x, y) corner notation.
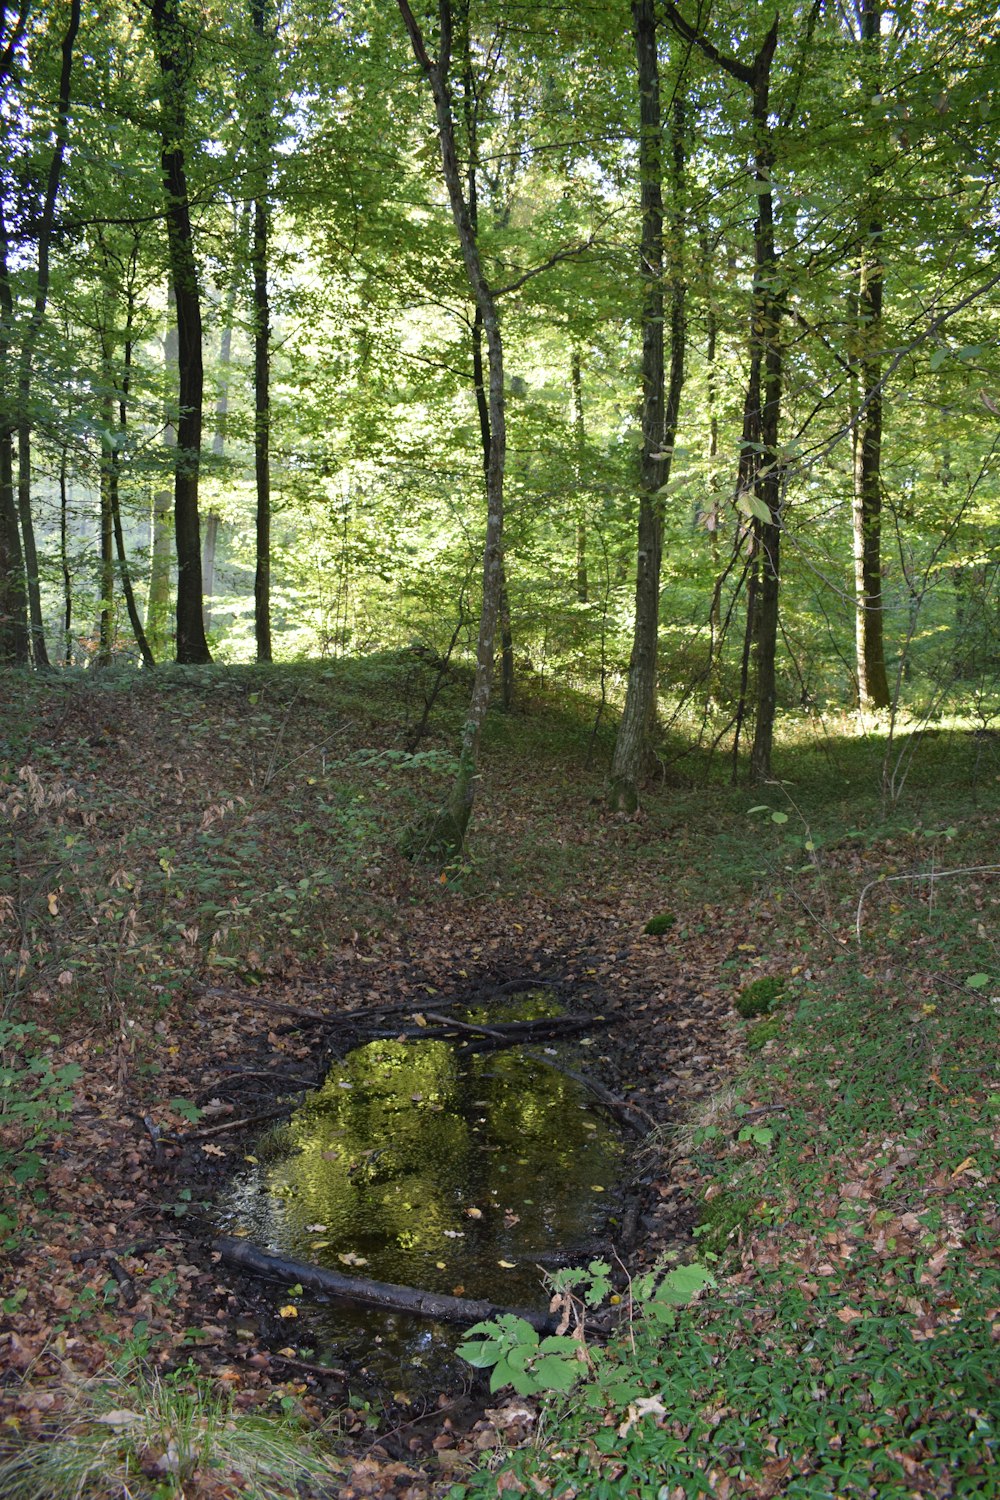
top-left (458, 1260), bottom-right (715, 1399)
top-left (735, 974), bottom-right (787, 1018)
top-left (0, 1023), bottom-right (81, 1193)
top-left (460, 1314), bottom-right (584, 1396)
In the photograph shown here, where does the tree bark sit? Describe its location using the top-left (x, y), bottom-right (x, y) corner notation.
top-left (397, 0), bottom-right (506, 859)
top-left (213, 1236), bottom-right (565, 1333)
top-left (146, 300), bottom-right (176, 658)
top-left (610, 0), bottom-right (686, 812)
top-left (571, 349), bottom-right (588, 603)
top-left (250, 0), bottom-right (273, 663)
top-left (851, 0), bottom-right (890, 710)
top-left (9, 0), bottom-right (81, 669)
top-left (0, 202), bottom-right (28, 664)
top-left (150, 0), bottom-right (211, 664)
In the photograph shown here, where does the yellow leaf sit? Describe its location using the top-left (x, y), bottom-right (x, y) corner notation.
top-left (466, 1207), bottom-right (483, 1219)
top-left (47, 893), bottom-right (59, 915)
top-left (278, 1305), bottom-right (299, 1319)
top-left (498, 1259), bottom-right (517, 1269)
top-left (951, 1156), bottom-right (976, 1177)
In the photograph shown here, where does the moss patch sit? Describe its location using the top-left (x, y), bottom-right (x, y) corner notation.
top-left (643, 912), bottom-right (676, 936)
top-left (735, 975), bottom-right (787, 1018)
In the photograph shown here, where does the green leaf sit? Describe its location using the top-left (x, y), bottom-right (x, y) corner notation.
top-left (460, 1339), bottom-right (502, 1368)
top-left (965, 973), bottom-right (990, 988)
top-left (770, 811), bottom-right (789, 824)
top-left (929, 347), bottom-right (949, 371)
top-left (533, 1354), bottom-right (580, 1390)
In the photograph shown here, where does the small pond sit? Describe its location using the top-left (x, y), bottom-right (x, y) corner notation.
top-left (217, 992), bottom-right (626, 1395)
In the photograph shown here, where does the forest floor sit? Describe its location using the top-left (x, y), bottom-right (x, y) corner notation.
top-left (0, 658), bottom-right (997, 1498)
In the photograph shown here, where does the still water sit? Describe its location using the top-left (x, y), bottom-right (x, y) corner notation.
top-left (217, 994), bottom-right (625, 1394)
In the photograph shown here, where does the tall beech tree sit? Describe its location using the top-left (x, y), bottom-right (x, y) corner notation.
top-left (609, 0), bottom-right (687, 813)
top-left (850, 0), bottom-right (891, 709)
top-left (396, 0), bottom-right (507, 857)
top-left (662, 1), bottom-right (785, 782)
top-left (149, 0), bottom-right (211, 663)
top-left (0, 0), bottom-right (81, 666)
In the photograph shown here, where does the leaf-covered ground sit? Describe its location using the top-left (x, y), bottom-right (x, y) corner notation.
top-left (1, 661), bottom-right (997, 1497)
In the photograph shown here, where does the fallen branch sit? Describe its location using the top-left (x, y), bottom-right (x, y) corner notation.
top-left (213, 1236), bottom-right (586, 1334)
top-left (424, 1010), bottom-right (507, 1040)
top-left (199, 987), bottom-right (331, 1023)
top-left (855, 864), bottom-right (1000, 943)
top-left (182, 1105), bottom-right (300, 1141)
top-left (377, 1013), bottom-right (611, 1049)
top-left (525, 1051), bottom-right (654, 1136)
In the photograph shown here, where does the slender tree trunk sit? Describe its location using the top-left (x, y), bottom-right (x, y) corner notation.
top-left (10, 0), bottom-right (80, 669)
top-left (98, 393), bottom-right (115, 665)
top-left (610, 0), bottom-right (686, 812)
top-left (150, 0), bottom-right (211, 664)
top-left (699, 226), bottom-right (724, 701)
top-left (571, 349), bottom-right (588, 603)
top-left (59, 442), bottom-right (71, 664)
top-left (202, 321), bottom-right (232, 627)
top-left (250, 0), bottom-right (273, 662)
top-left (146, 301), bottom-right (176, 657)
top-left (101, 273), bottom-right (156, 669)
top-left (397, 0), bottom-right (506, 857)
top-left (852, 0), bottom-right (890, 710)
top-left (0, 203), bottom-right (28, 661)
top-left (745, 42), bottom-right (783, 784)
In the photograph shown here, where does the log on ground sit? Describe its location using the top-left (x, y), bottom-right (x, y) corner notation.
top-left (213, 1237), bottom-right (562, 1332)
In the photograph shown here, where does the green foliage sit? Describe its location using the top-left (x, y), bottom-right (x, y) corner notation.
top-left (735, 974), bottom-right (787, 1018)
top-left (460, 1314), bottom-right (583, 1396)
top-left (0, 1022), bottom-right (81, 1195)
top-left (458, 1260), bottom-right (715, 1399)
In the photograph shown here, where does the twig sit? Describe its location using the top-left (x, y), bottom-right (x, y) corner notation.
top-left (855, 864), bottom-right (1000, 943)
top-left (199, 987), bottom-right (331, 1023)
top-left (423, 1010), bottom-right (507, 1040)
top-left (183, 1105), bottom-right (300, 1141)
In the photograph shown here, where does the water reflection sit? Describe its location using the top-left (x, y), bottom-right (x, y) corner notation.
top-left (218, 1000), bottom-right (623, 1392)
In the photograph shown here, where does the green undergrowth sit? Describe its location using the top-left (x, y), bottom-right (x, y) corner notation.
top-left (452, 898), bottom-right (999, 1496)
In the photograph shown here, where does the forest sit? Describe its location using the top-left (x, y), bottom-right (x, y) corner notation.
top-left (0, 0), bottom-right (998, 1497)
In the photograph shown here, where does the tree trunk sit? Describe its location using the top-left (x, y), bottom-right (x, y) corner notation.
top-left (571, 349), bottom-right (588, 603)
top-left (9, 0), bottom-right (80, 670)
top-left (0, 203), bottom-right (28, 662)
top-left (98, 395), bottom-right (116, 666)
top-left (150, 0), bottom-right (211, 664)
top-left (59, 442), bottom-right (71, 664)
top-left (397, 0), bottom-right (506, 859)
top-left (250, 0), bottom-right (273, 663)
top-left (103, 276), bottom-right (156, 669)
top-left (146, 303), bottom-right (177, 658)
top-left (610, 0), bottom-right (686, 812)
top-left (851, 0), bottom-right (890, 710)
top-left (16, 426), bottom-right (50, 667)
top-left (203, 322), bottom-right (233, 628)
